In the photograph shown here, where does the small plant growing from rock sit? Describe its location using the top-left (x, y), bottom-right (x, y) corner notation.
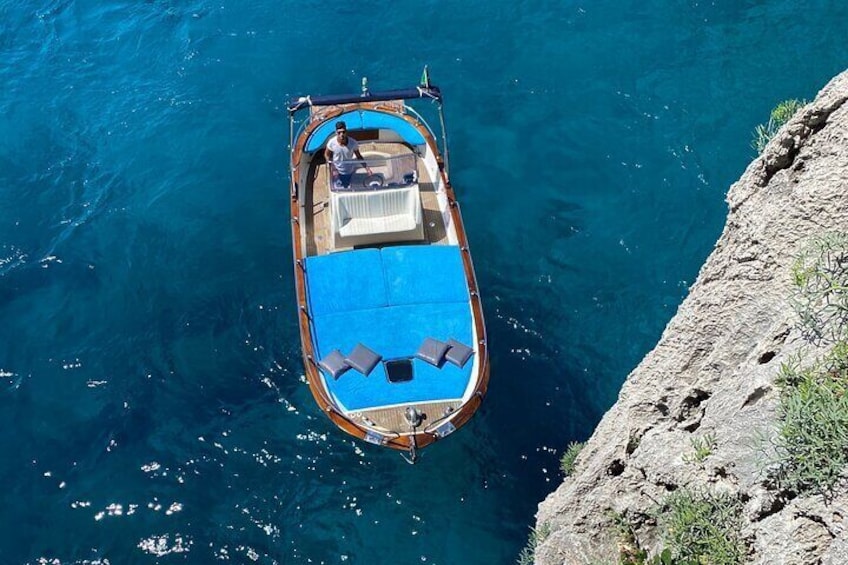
top-left (751, 98), bottom-right (806, 154)
top-left (605, 510), bottom-right (690, 565)
top-left (560, 441), bottom-right (586, 476)
top-left (607, 509), bottom-right (641, 563)
top-left (683, 432), bottom-right (717, 465)
top-left (791, 232), bottom-right (848, 345)
top-left (517, 522), bottom-right (551, 565)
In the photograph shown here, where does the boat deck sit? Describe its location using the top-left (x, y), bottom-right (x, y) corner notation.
top-left (304, 142), bottom-right (448, 257)
top-left (352, 400), bottom-right (463, 434)
top-left (299, 140), bottom-right (475, 442)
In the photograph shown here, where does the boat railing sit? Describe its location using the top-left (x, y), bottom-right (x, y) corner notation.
top-left (403, 105), bottom-right (438, 145)
top-left (404, 103), bottom-right (449, 176)
top-left (290, 102), bottom-right (401, 155)
top-left (328, 153), bottom-right (419, 193)
top-left (288, 100), bottom-right (446, 164)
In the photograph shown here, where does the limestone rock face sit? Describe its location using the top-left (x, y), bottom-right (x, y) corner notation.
top-left (534, 70), bottom-right (848, 564)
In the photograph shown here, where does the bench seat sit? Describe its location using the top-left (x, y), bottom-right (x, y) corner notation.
top-left (331, 185), bottom-right (424, 248)
top-left (339, 212), bottom-right (418, 238)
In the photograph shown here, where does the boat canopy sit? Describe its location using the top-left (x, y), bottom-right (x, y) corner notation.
top-left (288, 86), bottom-right (442, 114)
top-left (304, 110), bottom-right (426, 152)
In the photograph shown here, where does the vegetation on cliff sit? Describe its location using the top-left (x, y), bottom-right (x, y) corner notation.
top-left (614, 231), bottom-right (848, 565)
top-left (531, 74), bottom-right (848, 565)
top-left (790, 232), bottom-right (848, 345)
top-left (771, 232), bottom-right (848, 497)
top-left (772, 344), bottom-right (848, 496)
top-left (560, 441), bottom-right (586, 476)
top-left (751, 99), bottom-right (806, 154)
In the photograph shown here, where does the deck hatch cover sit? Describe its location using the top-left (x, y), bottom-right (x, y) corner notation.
top-left (385, 359), bottom-right (414, 383)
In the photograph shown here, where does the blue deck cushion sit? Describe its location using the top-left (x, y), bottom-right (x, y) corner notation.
top-left (305, 249), bottom-right (388, 317)
top-left (312, 302), bottom-right (473, 410)
top-left (380, 245), bottom-right (469, 306)
top-left (306, 244), bottom-right (474, 411)
top-left (305, 110), bottom-right (427, 152)
top-left (345, 343), bottom-right (382, 376)
top-left (318, 350), bottom-right (350, 379)
top-left (416, 337), bottom-right (449, 367)
top-left (445, 338), bottom-right (474, 368)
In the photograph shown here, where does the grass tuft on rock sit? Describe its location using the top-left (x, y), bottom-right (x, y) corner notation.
top-left (751, 98), bottom-right (806, 154)
top-left (683, 433), bottom-right (717, 465)
top-left (560, 441), bottom-right (586, 476)
top-left (517, 522), bottom-right (551, 565)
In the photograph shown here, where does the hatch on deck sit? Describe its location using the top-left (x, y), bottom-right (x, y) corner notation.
top-left (385, 358), bottom-right (414, 383)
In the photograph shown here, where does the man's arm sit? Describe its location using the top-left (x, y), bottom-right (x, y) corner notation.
top-left (324, 146), bottom-right (336, 177)
top-left (354, 150), bottom-right (372, 175)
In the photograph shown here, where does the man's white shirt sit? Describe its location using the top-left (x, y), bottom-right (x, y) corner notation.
top-left (327, 136), bottom-right (360, 174)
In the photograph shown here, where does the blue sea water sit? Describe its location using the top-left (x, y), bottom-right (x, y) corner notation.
top-left (1, 1), bottom-right (847, 563)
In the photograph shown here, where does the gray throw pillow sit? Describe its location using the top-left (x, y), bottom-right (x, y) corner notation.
top-left (345, 343), bottom-right (382, 376)
top-left (318, 349), bottom-right (350, 379)
top-left (415, 337), bottom-right (449, 367)
top-left (445, 338), bottom-right (474, 368)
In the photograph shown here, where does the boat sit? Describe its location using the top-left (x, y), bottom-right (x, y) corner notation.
top-left (287, 71), bottom-right (488, 462)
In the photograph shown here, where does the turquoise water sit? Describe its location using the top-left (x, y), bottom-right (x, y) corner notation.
top-left (1, 1), bottom-right (847, 563)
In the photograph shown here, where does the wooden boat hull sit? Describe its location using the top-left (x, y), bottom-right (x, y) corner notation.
top-left (287, 86), bottom-right (488, 458)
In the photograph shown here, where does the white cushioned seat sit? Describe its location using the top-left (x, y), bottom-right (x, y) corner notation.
top-left (331, 185), bottom-right (424, 248)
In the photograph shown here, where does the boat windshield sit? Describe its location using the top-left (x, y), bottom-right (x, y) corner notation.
top-left (329, 153), bottom-right (419, 192)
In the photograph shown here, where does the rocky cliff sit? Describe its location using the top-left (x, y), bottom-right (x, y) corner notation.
top-left (534, 70), bottom-right (848, 564)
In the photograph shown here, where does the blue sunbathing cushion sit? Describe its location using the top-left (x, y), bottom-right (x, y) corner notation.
top-left (445, 338), bottom-right (474, 368)
top-left (345, 343), bottom-right (382, 376)
top-left (305, 249), bottom-right (388, 317)
top-left (381, 245), bottom-right (469, 306)
top-left (318, 349), bottom-right (350, 379)
top-left (415, 337), bottom-right (449, 367)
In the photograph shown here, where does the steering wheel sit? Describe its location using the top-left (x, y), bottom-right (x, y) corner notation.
top-left (361, 173), bottom-right (385, 190)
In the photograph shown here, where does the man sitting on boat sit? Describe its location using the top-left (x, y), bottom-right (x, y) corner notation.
top-left (325, 121), bottom-right (372, 188)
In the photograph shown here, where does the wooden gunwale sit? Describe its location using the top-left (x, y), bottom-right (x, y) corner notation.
top-left (289, 101), bottom-right (488, 451)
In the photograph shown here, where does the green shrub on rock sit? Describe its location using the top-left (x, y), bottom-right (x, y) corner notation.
top-left (661, 489), bottom-right (745, 565)
top-left (791, 232), bottom-right (848, 345)
top-left (773, 343), bottom-right (848, 496)
top-left (768, 233), bottom-right (848, 496)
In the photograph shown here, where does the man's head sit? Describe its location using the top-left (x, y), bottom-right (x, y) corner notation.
top-left (335, 121), bottom-right (348, 141)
